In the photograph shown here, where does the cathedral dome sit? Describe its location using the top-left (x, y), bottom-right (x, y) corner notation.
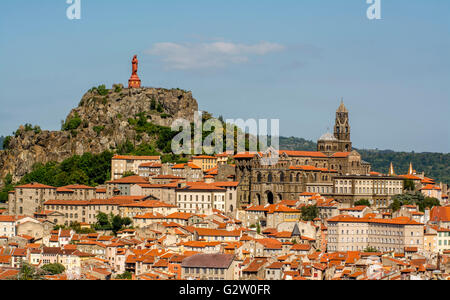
top-left (319, 132), bottom-right (338, 141)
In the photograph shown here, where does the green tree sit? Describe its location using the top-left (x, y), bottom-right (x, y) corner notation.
top-left (2, 136), bottom-right (12, 150)
top-left (62, 112), bottom-right (82, 131)
top-left (301, 205), bottom-right (318, 221)
top-left (0, 173), bottom-right (14, 203)
top-left (116, 271), bottom-right (132, 280)
top-left (17, 263), bottom-right (44, 280)
top-left (95, 212), bottom-right (111, 230)
top-left (41, 263), bottom-right (65, 275)
top-left (122, 171), bottom-right (136, 178)
top-left (389, 192), bottom-right (440, 212)
top-left (364, 247), bottom-right (378, 253)
top-left (354, 199), bottom-right (371, 207)
top-left (404, 179), bottom-right (415, 191)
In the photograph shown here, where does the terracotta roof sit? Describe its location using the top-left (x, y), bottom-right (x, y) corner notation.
top-left (177, 182), bottom-right (226, 192)
top-left (172, 163), bottom-right (201, 170)
top-left (181, 254), bottom-right (234, 268)
top-left (61, 184), bottom-right (95, 190)
top-left (327, 214), bottom-right (423, 225)
top-left (280, 150), bottom-right (327, 158)
top-left (113, 155), bottom-right (160, 160)
top-left (15, 183), bottom-right (56, 189)
top-left (192, 155), bottom-right (217, 159)
top-left (107, 176), bottom-right (149, 184)
top-left (331, 152), bottom-right (351, 158)
top-left (243, 258), bottom-right (268, 272)
top-left (430, 206), bottom-right (450, 222)
top-left (291, 244), bottom-right (311, 251)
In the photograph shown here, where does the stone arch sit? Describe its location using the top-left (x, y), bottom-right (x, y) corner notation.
top-left (256, 172), bottom-right (262, 183)
top-left (279, 171), bottom-right (285, 183)
top-left (266, 191), bottom-right (274, 205)
top-left (255, 193), bottom-right (262, 206)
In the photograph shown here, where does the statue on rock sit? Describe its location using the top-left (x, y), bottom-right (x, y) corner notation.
top-left (128, 55), bottom-right (141, 88)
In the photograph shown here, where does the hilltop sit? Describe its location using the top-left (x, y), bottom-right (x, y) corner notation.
top-left (0, 84), bottom-right (198, 185)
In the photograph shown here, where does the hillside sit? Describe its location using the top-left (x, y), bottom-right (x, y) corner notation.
top-left (278, 136), bottom-right (450, 185)
top-left (0, 84), bottom-right (198, 185)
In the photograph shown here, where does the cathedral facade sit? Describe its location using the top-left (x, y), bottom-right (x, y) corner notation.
top-left (234, 102), bottom-right (371, 208)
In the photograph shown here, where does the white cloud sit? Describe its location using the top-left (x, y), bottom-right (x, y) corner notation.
top-left (146, 41), bottom-right (285, 70)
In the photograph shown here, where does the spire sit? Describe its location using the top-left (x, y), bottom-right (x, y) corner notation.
top-left (337, 98), bottom-right (348, 113)
top-left (389, 162), bottom-right (396, 176)
top-left (408, 162), bottom-right (414, 175)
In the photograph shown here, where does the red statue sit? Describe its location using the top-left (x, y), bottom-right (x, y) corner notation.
top-left (132, 55), bottom-right (138, 75)
top-left (128, 55), bottom-right (141, 88)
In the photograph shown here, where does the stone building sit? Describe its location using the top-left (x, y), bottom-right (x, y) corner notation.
top-left (332, 175), bottom-right (404, 209)
top-left (234, 102), bottom-right (371, 208)
top-left (327, 215), bottom-right (424, 253)
top-left (8, 183), bottom-right (57, 216)
top-left (111, 155), bottom-right (161, 180)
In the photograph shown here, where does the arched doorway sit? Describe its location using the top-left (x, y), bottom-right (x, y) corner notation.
top-left (266, 191), bottom-right (274, 205)
top-left (256, 194), bottom-right (261, 206)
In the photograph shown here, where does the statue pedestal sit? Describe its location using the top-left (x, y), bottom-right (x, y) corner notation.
top-left (128, 75), bottom-right (141, 88)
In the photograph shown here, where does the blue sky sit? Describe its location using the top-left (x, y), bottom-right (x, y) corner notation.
top-left (0, 0), bottom-right (449, 153)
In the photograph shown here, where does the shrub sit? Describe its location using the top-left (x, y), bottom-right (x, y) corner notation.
top-left (93, 126), bottom-right (105, 135)
top-left (97, 84), bottom-right (109, 96)
top-left (63, 112), bottom-right (82, 131)
top-left (2, 136), bottom-right (12, 150)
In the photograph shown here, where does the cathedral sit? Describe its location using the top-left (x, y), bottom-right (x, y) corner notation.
top-left (234, 101), bottom-right (371, 208)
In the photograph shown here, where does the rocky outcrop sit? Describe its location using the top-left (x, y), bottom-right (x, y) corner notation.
top-left (0, 86), bottom-right (198, 185)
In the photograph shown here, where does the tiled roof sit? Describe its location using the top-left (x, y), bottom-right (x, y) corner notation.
top-left (181, 254), bottom-right (234, 268)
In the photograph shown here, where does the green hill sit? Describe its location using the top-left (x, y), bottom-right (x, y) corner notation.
top-left (278, 136), bottom-right (450, 185)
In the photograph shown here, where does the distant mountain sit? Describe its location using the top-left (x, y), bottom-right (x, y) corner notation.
top-left (0, 136), bottom-right (4, 150)
top-left (278, 136), bottom-right (317, 151)
top-left (278, 136), bottom-right (450, 185)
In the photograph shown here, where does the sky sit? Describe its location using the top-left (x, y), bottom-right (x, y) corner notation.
top-left (0, 0), bottom-right (449, 153)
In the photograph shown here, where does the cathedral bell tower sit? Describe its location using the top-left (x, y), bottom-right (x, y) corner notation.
top-left (334, 99), bottom-right (352, 152)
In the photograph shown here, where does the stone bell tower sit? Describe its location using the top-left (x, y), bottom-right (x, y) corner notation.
top-left (334, 99), bottom-right (352, 152)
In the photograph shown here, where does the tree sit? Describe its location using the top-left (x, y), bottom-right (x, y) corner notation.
top-left (2, 136), bottom-right (12, 150)
top-left (389, 192), bottom-right (440, 212)
top-left (95, 212), bottom-right (111, 230)
top-left (116, 271), bottom-right (132, 280)
top-left (256, 222), bottom-right (261, 234)
top-left (0, 173), bottom-right (14, 203)
top-left (122, 171), bottom-right (136, 178)
top-left (354, 199), bottom-right (371, 207)
top-left (364, 247), bottom-right (378, 253)
top-left (301, 205), bottom-right (318, 221)
top-left (41, 263), bottom-right (65, 275)
top-left (404, 179), bottom-right (415, 191)
top-left (17, 263), bottom-right (44, 280)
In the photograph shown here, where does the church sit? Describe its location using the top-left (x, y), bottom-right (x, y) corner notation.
top-left (234, 101), bottom-right (374, 208)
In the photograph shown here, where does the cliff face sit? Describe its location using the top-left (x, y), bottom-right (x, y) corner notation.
top-left (0, 86), bottom-right (198, 184)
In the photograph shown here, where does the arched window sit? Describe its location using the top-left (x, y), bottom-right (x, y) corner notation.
top-left (257, 172), bottom-right (262, 183)
top-left (279, 172), bottom-right (285, 182)
top-left (268, 173), bottom-right (273, 183)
